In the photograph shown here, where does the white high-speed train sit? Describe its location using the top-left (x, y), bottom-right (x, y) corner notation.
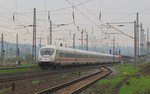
top-left (38, 45), bottom-right (121, 69)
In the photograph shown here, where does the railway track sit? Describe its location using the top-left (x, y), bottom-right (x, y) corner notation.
top-left (0, 66), bottom-right (100, 83)
top-left (0, 66), bottom-right (38, 70)
top-left (35, 67), bottom-right (112, 94)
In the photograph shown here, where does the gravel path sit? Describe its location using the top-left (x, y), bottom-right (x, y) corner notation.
top-left (107, 67), bottom-right (119, 77)
top-left (1, 68), bottom-right (98, 94)
top-left (53, 67), bottom-right (110, 94)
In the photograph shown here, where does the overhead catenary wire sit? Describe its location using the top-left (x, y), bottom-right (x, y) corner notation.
top-left (107, 23), bottom-right (134, 39)
top-left (66, 0), bottom-right (105, 33)
top-left (76, 0), bottom-right (103, 24)
top-left (0, 1), bottom-right (99, 47)
top-left (0, 0), bottom-right (93, 15)
top-left (0, 0), bottom-right (148, 48)
top-left (75, 0), bottom-right (106, 37)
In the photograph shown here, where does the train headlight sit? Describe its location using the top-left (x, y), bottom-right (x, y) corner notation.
top-left (51, 58), bottom-right (54, 61)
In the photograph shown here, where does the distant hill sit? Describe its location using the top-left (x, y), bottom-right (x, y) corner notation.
top-left (0, 41), bottom-right (40, 58)
top-left (0, 41), bottom-right (135, 58)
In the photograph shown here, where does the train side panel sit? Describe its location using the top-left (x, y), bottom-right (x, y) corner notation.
top-left (76, 50), bottom-right (90, 64)
top-left (55, 47), bottom-right (76, 65)
top-left (38, 45), bottom-right (122, 68)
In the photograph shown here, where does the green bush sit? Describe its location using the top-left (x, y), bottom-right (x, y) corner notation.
top-left (32, 80), bottom-right (44, 84)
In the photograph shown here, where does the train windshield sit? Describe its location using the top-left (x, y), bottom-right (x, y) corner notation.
top-left (40, 48), bottom-right (54, 55)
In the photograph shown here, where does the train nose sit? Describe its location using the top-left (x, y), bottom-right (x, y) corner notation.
top-left (40, 55), bottom-right (54, 62)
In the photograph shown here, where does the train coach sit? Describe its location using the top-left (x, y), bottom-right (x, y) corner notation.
top-left (38, 45), bottom-right (121, 69)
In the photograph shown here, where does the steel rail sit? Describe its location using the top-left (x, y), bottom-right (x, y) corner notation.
top-left (0, 66), bottom-right (99, 83)
top-left (35, 67), bottom-right (112, 94)
top-left (0, 66), bottom-right (38, 70)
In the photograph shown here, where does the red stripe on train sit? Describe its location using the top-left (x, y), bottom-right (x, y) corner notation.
top-left (55, 59), bottom-right (117, 62)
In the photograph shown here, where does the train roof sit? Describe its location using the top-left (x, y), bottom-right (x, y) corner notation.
top-left (40, 45), bottom-right (119, 57)
top-left (40, 45), bottom-right (58, 49)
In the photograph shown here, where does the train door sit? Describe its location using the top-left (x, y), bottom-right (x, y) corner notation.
top-left (75, 50), bottom-right (77, 64)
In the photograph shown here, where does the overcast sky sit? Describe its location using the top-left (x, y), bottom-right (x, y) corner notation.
top-left (0, 0), bottom-right (150, 47)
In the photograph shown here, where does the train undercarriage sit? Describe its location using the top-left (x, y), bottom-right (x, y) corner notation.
top-left (38, 61), bottom-right (121, 70)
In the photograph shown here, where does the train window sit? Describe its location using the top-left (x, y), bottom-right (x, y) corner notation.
top-left (40, 48), bottom-right (54, 55)
top-left (59, 53), bottom-right (75, 58)
top-left (59, 53), bottom-right (63, 57)
top-left (65, 53), bottom-right (75, 57)
top-left (76, 54), bottom-right (89, 58)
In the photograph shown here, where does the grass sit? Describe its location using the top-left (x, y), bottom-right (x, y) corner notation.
top-left (97, 77), bottom-right (124, 94)
top-left (32, 80), bottom-right (44, 84)
top-left (61, 72), bottom-right (78, 78)
top-left (0, 88), bottom-right (11, 94)
top-left (0, 68), bottom-right (41, 73)
top-left (112, 64), bottom-right (139, 75)
top-left (61, 70), bottom-right (96, 79)
top-left (97, 77), bottom-right (123, 88)
top-left (15, 63), bottom-right (37, 67)
top-left (0, 63), bottom-right (37, 68)
top-left (118, 76), bottom-right (150, 94)
top-left (81, 63), bottom-right (150, 94)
